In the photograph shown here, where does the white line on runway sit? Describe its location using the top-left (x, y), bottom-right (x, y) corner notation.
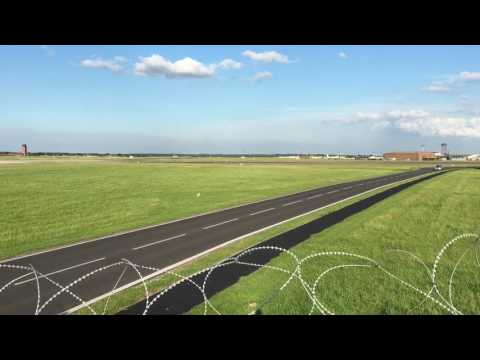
top-left (132, 233), bottom-right (187, 251)
top-left (307, 194), bottom-right (324, 200)
top-left (343, 186), bottom-right (353, 190)
top-left (202, 218), bottom-right (239, 230)
top-left (64, 171), bottom-right (435, 315)
top-left (14, 257), bottom-right (106, 286)
top-left (282, 200), bottom-right (303, 207)
top-left (326, 190), bottom-right (339, 194)
top-left (249, 208), bottom-right (275, 216)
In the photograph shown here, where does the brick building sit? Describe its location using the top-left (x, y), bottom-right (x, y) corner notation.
top-left (383, 151), bottom-right (437, 161)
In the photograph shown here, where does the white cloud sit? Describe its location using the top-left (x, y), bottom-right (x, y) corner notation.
top-left (81, 57), bottom-right (124, 72)
top-left (354, 110), bottom-right (480, 137)
top-left (424, 84), bottom-right (451, 93)
top-left (252, 71), bottom-right (273, 81)
top-left (133, 55), bottom-right (243, 78)
top-left (338, 52), bottom-right (348, 59)
top-left (134, 55), bottom-right (214, 78)
top-left (459, 71), bottom-right (480, 81)
top-left (217, 58), bottom-right (243, 70)
top-left (355, 110), bottom-right (430, 122)
top-left (425, 71), bottom-right (480, 93)
top-left (113, 56), bottom-right (128, 62)
top-left (242, 50), bottom-right (290, 64)
top-left (40, 45), bottom-right (55, 56)
top-left (354, 112), bottom-right (382, 121)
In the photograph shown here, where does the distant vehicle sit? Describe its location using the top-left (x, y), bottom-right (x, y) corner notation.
top-left (434, 164), bottom-right (443, 171)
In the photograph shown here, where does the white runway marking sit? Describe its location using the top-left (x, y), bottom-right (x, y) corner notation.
top-left (307, 194), bottom-right (324, 200)
top-left (64, 171), bottom-right (434, 315)
top-left (202, 218), bottom-right (239, 230)
top-left (133, 233), bottom-right (186, 251)
top-left (282, 200), bottom-right (303, 207)
top-left (15, 257), bottom-right (106, 286)
top-left (326, 190), bottom-right (339, 194)
top-left (249, 208), bottom-right (275, 216)
top-left (343, 186), bottom-right (353, 190)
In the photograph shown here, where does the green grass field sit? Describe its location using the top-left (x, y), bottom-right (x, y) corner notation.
top-left (75, 178), bottom-right (413, 315)
top-left (0, 158), bottom-right (421, 260)
top-left (185, 169), bottom-right (480, 315)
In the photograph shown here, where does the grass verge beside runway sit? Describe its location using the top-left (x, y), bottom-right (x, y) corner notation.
top-left (186, 169), bottom-right (480, 315)
top-left (73, 177), bottom-right (426, 314)
top-left (0, 159), bottom-right (419, 260)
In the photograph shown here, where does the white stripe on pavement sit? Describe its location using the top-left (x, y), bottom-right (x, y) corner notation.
top-left (63, 171), bottom-right (435, 315)
top-left (249, 208), bottom-right (275, 216)
top-left (282, 200), bottom-right (303, 207)
top-left (15, 257), bottom-right (106, 286)
top-left (202, 218), bottom-right (239, 230)
top-left (133, 233), bottom-right (187, 251)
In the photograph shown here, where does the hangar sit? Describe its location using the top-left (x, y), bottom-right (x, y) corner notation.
top-left (383, 151), bottom-right (437, 161)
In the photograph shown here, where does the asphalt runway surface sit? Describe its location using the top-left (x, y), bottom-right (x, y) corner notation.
top-left (120, 170), bottom-right (446, 315)
top-left (0, 166), bottom-right (444, 314)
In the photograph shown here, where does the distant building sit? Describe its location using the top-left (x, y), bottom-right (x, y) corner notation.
top-left (441, 143), bottom-right (448, 156)
top-left (383, 151), bottom-right (437, 161)
top-left (20, 144), bottom-right (28, 156)
top-left (278, 155), bottom-right (300, 159)
top-left (467, 154), bottom-right (480, 161)
top-left (433, 152), bottom-right (449, 161)
top-left (0, 144), bottom-right (28, 156)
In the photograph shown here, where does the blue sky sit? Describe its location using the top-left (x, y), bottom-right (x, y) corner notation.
top-left (1, 45), bottom-right (480, 154)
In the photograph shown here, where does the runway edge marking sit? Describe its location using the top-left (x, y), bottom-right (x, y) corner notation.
top-left (0, 168), bottom-right (431, 265)
top-left (14, 257), bottom-right (106, 286)
top-left (63, 170), bottom-right (442, 315)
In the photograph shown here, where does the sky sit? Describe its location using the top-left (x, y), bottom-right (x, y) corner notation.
top-left (1, 45), bottom-right (480, 154)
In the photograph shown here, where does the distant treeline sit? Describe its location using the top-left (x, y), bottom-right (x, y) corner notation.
top-left (25, 152), bottom-right (379, 158)
top-left (23, 152), bottom-right (475, 157)
top-left (4, 152), bottom-right (474, 159)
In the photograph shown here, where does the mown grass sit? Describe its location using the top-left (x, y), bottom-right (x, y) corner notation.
top-left (0, 159), bottom-right (418, 260)
top-left (75, 179), bottom-right (410, 315)
top-left (186, 169), bottom-right (480, 315)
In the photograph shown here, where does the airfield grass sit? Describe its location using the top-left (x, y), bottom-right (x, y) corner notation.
top-left (186, 169), bottom-right (480, 315)
top-left (0, 159), bottom-right (419, 260)
top-left (75, 179), bottom-right (410, 315)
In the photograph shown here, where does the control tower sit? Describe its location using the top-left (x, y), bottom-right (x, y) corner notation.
top-left (441, 143), bottom-right (449, 159)
top-left (20, 144), bottom-right (28, 156)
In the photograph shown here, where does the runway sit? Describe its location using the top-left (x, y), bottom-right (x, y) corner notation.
top-left (121, 170), bottom-right (447, 315)
top-left (0, 166), bottom-right (441, 314)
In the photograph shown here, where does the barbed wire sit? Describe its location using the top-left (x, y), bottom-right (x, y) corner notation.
top-left (0, 232), bottom-right (478, 315)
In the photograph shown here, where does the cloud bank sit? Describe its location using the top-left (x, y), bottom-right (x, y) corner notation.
top-left (354, 110), bottom-right (480, 138)
top-left (425, 71), bottom-right (480, 93)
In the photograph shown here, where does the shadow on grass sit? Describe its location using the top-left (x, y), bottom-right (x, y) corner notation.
top-left (120, 172), bottom-right (446, 315)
